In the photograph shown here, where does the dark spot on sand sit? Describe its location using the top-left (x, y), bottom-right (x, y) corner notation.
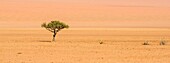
top-left (17, 52), bottom-right (22, 54)
top-left (99, 42), bottom-right (103, 44)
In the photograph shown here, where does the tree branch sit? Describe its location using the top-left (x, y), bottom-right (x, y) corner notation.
top-left (46, 28), bottom-right (54, 32)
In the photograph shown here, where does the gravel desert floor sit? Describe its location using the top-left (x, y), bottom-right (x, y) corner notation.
top-left (0, 28), bottom-right (170, 63)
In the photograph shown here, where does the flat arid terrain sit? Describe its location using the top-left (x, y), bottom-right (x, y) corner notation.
top-left (0, 28), bottom-right (170, 63)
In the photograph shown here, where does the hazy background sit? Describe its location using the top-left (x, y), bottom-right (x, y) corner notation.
top-left (0, 0), bottom-right (170, 28)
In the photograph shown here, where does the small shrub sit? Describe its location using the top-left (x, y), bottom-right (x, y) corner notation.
top-left (160, 40), bottom-right (166, 45)
top-left (143, 40), bottom-right (149, 45)
top-left (99, 41), bottom-right (103, 44)
top-left (99, 40), bottom-right (104, 44)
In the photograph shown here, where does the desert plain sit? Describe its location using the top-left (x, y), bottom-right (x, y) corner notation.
top-left (1, 0), bottom-right (170, 63)
top-left (0, 28), bottom-right (170, 63)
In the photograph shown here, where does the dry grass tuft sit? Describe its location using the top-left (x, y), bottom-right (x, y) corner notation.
top-left (143, 40), bottom-right (149, 45)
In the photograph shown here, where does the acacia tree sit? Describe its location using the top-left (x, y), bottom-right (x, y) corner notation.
top-left (41, 21), bottom-right (69, 42)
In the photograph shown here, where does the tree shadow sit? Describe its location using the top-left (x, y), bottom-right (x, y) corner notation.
top-left (38, 40), bottom-right (52, 42)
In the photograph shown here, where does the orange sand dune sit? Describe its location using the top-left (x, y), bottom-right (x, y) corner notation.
top-left (0, 0), bottom-right (170, 28)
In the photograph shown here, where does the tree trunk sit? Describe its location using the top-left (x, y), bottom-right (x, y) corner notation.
top-left (52, 30), bottom-right (57, 42)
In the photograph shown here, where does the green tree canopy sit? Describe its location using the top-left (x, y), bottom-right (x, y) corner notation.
top-left (41, 20), bottom-right (69, 41)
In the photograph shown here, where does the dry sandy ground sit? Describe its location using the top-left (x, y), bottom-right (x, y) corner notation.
top-left (0, 28), bottom-right (170, 63)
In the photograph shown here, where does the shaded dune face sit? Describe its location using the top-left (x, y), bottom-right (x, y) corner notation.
top-left (0, 0), bottom-right (170, 28)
